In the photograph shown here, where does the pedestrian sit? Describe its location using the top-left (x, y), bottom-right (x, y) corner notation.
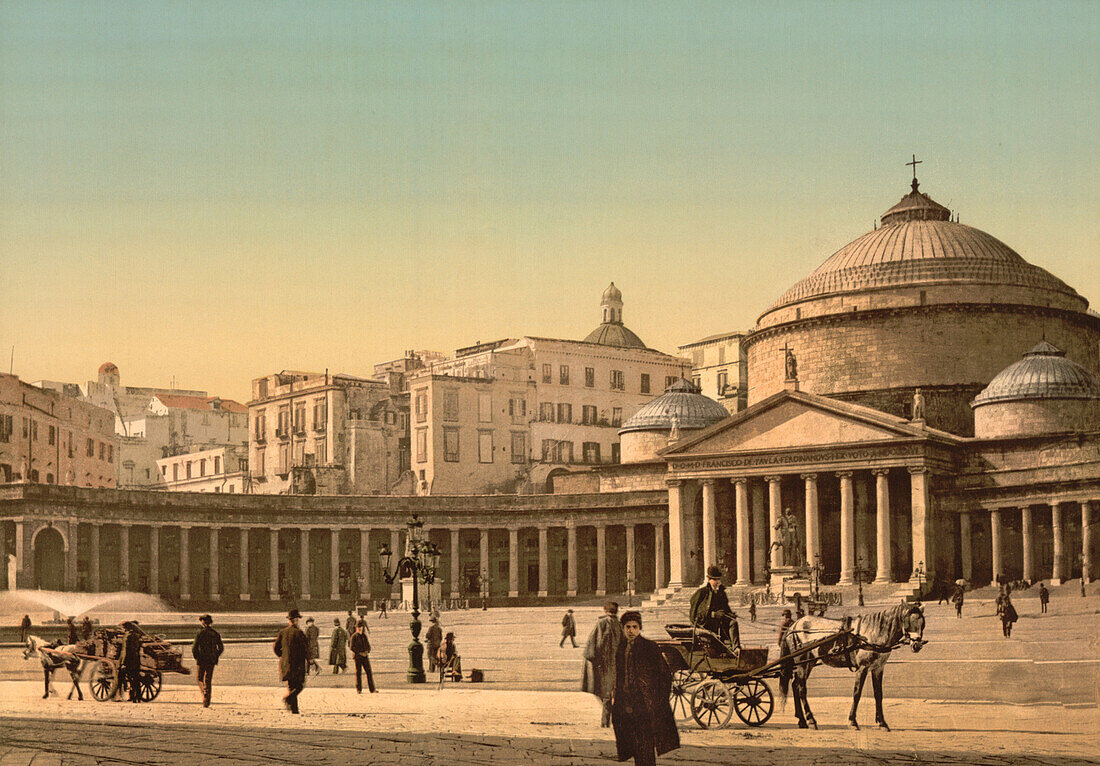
top-left (274, 609), bottom-right (309, 713)
top-left (191, 614), bottom-right (224, 708)
top-left (996, 588), bottom-right (1018, 638)
top-left (304, 617), bottom-right (321, 675)
top-left (345, 610), bottom-right (357, 634)
top-left (425, 616), bottom-right (443, 672)
top-left (560, 608), bottom-right (577, 648)
top-left (122, 622), bottom-right (144, 703)
top-left (689, 566), bottom-right (735, 648)
top-left (378, 600), bottom-right (388, 619)
top-left (350, 621), bottom-right (376, 693)
top-left (438, 631), bottom-right (462, 680)
top-left (952, 584), bottom-right (965, 618)
top-left (66, 616), bottom-right (79, 645)
top-left (777, 608), bottom-right (794, 646)
top-left (329, 618), bottom-right (348, 673)
top-left (1038, 582), bottom-right (1049, 614)
top-left (20, 614), bottom-right (31, 643)
top-left (582, 601), bottom-right (623, 728)
top-left (748, 601), bottom-right (757, 622)
top-left (81, 616), bottom-right (93, 641)
top-left (611, 611), bottom-right (679, 766)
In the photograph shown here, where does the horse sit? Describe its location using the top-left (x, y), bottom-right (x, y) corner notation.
top-left (23, 635), bottom-right (88, 700)
top-left (777, 602), bottom-right (925, 731)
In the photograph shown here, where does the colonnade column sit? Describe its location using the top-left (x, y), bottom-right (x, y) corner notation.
top-left (0, 523), bottom-right (6, 590)
top-left (330, 528), bottom-right (340, 600)
top-left (625, 525), bottom-right (635, 595)
top-left (209, 526), bottom-right (220, 601)
top-left (701, 479), bottom-right (718, 578)
top-left (959, 512), bottom-right (972, 583)
top-left (734, 478), bottom-right (750, 586)
top-left (872, 469), bottom-right (892, 583)
top-left (990, 510), bottom-right (1003, 583)
top-left (909, 467), bottom-right (933, 585)
top-left (1083, 502), bottom-right (1094, 584)
top-left (89, 523), bottom-right (101, 591)
top-left (654, 524), bottom-right (666, 590)
top-left (566, 523), bottom-right (578, 597)
top-left (766, 476), bottom-right (782, 569)
top-left (802, 474), bottom-right (820, 569)
top-left (299, 529), bottom-right (311, 601)
top-left (390, 529), bottom-right (402, 600)
top-left (751, 481), bottom-right (766, 583)
top-left (1021, 506), bottom-right (1034, 582)
top-left (537, 526), bottom-right (549, 597)
top-left (238, 527), bottom-right (249, 601)
top-left (508, 528), bottom-right (519, 598)
top-left (1051, 502), bottom-right (1065, 585)
top-left (595, 525), bottom-right (607, 596)
top-left (358, 528), bottom-right (370, 603)
top-left (838, 472), bottom-right (855, 585)
top-left (179, 525), bottom-right (191, 601)
top-left (667, 480), bottom-right (688, 589)
top-left (65, 522), bottom-right (78, 591)
top-left (269, 528), bottom-right (280, 600)
top-left (450, 529), bottom-right (461, 599)
top-left (119, 524), bottom-right (130, 590)
top-left (479, 529), bottom-right (489, 599)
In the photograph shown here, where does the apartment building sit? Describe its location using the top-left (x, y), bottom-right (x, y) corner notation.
top-left (678, 330), bottom-right (748, 413)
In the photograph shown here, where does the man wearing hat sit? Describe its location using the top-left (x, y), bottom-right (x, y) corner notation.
top-left (690, 566), bottom-right (737, 650)
top-left (560, 608), bottom-right (577, 648)
top-left (274, 609), bottom-right (310, 713)
top-left (611, 610), bottom-right (679, 765)
top-left (192, 614), bottom-right (224, 708)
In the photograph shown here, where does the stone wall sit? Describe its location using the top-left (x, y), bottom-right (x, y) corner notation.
top-left (974, 399), bottom-right (1100, 439)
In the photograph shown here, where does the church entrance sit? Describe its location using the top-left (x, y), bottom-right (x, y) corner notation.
top-left (33, 526), bottom-right (65, 590)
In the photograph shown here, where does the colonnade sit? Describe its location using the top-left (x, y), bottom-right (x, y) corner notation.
top-left (980, 499), bottom-right (1095, 585)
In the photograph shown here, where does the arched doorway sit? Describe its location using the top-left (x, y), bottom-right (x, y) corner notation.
top-left (34, 526), bottom-right (66, 590)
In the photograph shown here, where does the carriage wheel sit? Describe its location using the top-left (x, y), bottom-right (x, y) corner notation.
top-left (139, 670), bottom-right (162, 701)
top-left (732, 678), bottom-right (774, 727)
top-left (90, 661), bottom-right (115, 702)
top-left (691, 679), bottom-right (734, 730)
top-left (669, 670), bottom-right (704, 721)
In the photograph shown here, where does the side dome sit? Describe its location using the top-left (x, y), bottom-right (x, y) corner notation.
top-left (98, 362), bottom-right (118, 375)
top-left (619, 379), bottom-right (729, 463)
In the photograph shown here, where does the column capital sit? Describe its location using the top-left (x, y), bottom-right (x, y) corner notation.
top-left (835, 471), bottom-right (854, 479)
top-left (871, 467), bottom-right (891, 477)
top-left (907, 465), bottom-right (929, 475)
top-left (731, 477), bottom-right (748, 487)
top-left (764, 475), bottom-right (783, 484)
top-left (666, 478), bottom-right (685, 488)
top-left (800, 472), bottom-right (818, 482)
top-left (701, 478), bottom-right (716, 487)
top-left (179, 524), bottom-right (192, 531)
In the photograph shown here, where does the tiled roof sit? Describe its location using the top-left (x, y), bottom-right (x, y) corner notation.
top-left (972, 342), bottom-right (1100, 406)
top-left (620, 379), bottom-right (729, 433)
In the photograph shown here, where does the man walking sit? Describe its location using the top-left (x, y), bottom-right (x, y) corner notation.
top-left (425, 616), bottom-right (443, 672)
top-left (329, 618), bottom-right (348, 673)
top-left (345, 610), bottom-right (357, 634)
top-left (192, 614), bottom-right (224, 708)
top-left (952, 584), bottom-right (965, 618)
top-left (560, 609), bottom-right (577, 648)
top-left (81, 616), bottom-right (93, 640)
top-left (66, 617), bottom-right (79, 644)
top-left (1039, 582), bottom-right (1050, 614)
top-left (582, 601), bottom-right (623, 727)
top-left (304, 617), bottom-right (321, 675)
top-left (20, 614), bottom-right (31, 643)
top-left (350, 621), bottom-right (376, 693)
top-left (378, 600), bottom-right (388, 619)
top-left (274, 609), bottom-right (309, 713)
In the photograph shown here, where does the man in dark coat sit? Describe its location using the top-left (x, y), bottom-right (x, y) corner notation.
top-left (425, 616), bottom-right (443, 672)
top-left (611, 611), bottom-right (679, 766)
top-left (1038, 582), bottom-right (1050, 614)
top-left (192, 614), bottom-right (224, 708)
top-left (274, 609), bottom-right (309, 713)
top-left (122, 622), bottom-right (144, 703)
top-left (560, 609), bottom-right (577, 648)
top-left (582, 601), bottom-right (623, 727)
top-left (81, 616), bottom-right (93, 640)
top-left (777, 608), bottom-right (794, 646)
top-left (689, 566), bottom-right (735, 649)
top-left (349, 621), bottom-right (376, 693)
top-left (329, 618), bottom-right (348, 673)
top-left (345, 610), bottom-right (357, 634)
top-left (996, 589), bottom-right (1018, 637)
top-left (20, 614), bottom-right (31, 643)
top-left (304, 617), bottom-right (321, 674)
top-left (66, 617), bottom-right (79, 644)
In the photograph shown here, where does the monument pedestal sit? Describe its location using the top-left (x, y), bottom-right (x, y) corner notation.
top-left (769, 565), bottom-right (813, 602)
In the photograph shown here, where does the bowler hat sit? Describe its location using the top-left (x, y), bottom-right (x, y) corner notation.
top-left (287, 609), bottom-right (302, 620)
top-left (199, 614), bottom-right (213, 625)
top-left (706, 565), bottom-right (723, 579)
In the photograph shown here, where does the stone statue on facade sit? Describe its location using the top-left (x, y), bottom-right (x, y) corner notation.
top-left (772, 507), bottom-right (804, 567)
top-left (668, 414), bottom-right (681, 444)
top-left (784, 348), bottom-right (798, 381)
top-left (912, 388), bottom-right (926, 421)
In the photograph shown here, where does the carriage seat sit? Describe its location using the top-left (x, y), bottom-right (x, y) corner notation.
top-left (664, 624), bottom-right (736, 658)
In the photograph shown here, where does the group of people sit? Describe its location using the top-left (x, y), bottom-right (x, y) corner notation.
top-left (274, 609), bottom-right (378, 712)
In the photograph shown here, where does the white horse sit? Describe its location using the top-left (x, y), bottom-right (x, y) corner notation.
top-left (23, 635), bottom-right (87, 700)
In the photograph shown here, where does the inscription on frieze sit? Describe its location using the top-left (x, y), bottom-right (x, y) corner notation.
top-left (672, 443), bottom-right (922, 472)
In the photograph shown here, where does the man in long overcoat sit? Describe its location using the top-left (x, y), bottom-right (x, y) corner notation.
top-left (560, 609), bottom-right (577, 648)
top-left (425, 616), bottom-right (443, 672)
top-left (192, 614), bottom-right (224, 707)
top-left (304, 617), bottom-right (320, 674)
top-left (329, 618), bottom-right (348, 673)
top-left (582, 601), bottom-right (623, 727)
top-left (274, 609), bottom-right (309, 713)
top-left (690, 566), bottom-right (735, 648)
top-left (611, 611), bottom-right (679, 766)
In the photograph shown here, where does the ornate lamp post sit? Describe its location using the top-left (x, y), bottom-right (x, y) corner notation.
top-left (378, 515), bottom-right (441, 684)
top-left (855, 554), bottom-right (874, 607)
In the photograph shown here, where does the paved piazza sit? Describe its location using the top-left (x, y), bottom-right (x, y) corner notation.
top-left (2, 596), bottom-right (1098, 764)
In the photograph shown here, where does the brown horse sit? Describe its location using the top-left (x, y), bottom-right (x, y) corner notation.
top-left (778, 603), bottom-right (925, 730)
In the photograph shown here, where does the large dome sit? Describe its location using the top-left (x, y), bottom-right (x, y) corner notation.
top-left (620, 379), bottom-right (729, 433)
top-left (973, 342), bottom-right (1100, 406)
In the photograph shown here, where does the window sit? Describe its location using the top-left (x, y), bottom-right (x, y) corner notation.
top-left (98, 442), bottom-right (106, 460)
top-left (415, 391), bottom-right (427, 423)
top-left (107, 445), bottom-right (113, 463)
top-left (581, 405), bottom-right (597, 425)
top-left (718, 346), bottom-right (727, 364)
top-left (640, 374), bottom-right (650, 394)
top-left (313, 399), bottom-right (327, 431)
top-left (541, 439), bottom-right (557, 461)
top-left (442, 390), bottom-right (460, 421)
top-left (294, 404), bottom-right (305, 434)
top-left (255, 411), bottom-right (266, 441)
top-left (67, 432), bottom-right (74, 458)
top-left (416, 429), bottom-right (427, 463)
top-left (478, 392), bottom-right (492, 423)
top-left (31, 420), bottom-right (38, 441)
top-left (556, 403), bottom-right (572, 424)
top-left (508, 397), bottom-right (526, 424)
top-left (0, 464), bottom-right (10, 482)
top-left (316, 439), bottom-right (327, 464)
top-left (585, 367), bottom-right (595, 387)
top-left (443, 427), bottom-right (460, 462)
top-left (559, 441), bottom-right (573, 463)
top-left (559, 365), bottom-right (570, 385)
top-left (199, 460), bottom-right (206, 477)
top-left (539, 402), bottom-right (555, 422)
top-left (583, 441), bottom-right (601, 464)
top-left (277, 406), bottom-right (290, 437)
top-left (22, 418), bottom-right (28, 439)
top-left (666, 376), bottom-right (678, 389)
top-left (611, 443), bottom-right (621, 463)
top-left (173, 464), bottom-right (179, 481)
top-left (256, 448), bottom-right (265, 475)
top-left (610, 370), bottom-right (624, 390)
top-left (611, 407), bottom-right (622, 427)
top-left (186, 462), bottom-right (193, 479)
top-left (692, 376), bottom-right (701, 391)
top-left (510, 432), bottom-right (526, 464)
top-left (542, 364), bottom-right (552, 384)
top-left (214, 456), bottom-right (221, 474)
top-left (717, 371), bottom-right (728, 395)
top-left (161, 465), bottom-right (167, 476)
top-left (279, 443), bottom-right (290, 473)
top-left (478, 431), bottom-right (493, 463)
top-left (48, 425), bottom-right (56, 445)
top-left (0, 414), bottom-right (11, 443)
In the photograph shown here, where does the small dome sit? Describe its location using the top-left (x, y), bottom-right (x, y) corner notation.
top-left (99, 362), bottom-right (118, 375)
top-left (584, 323), bottom-right (647, 349)
top-left (620, 379), bottom-right (729, 434)
top-left (602, 282), bottom-right (623, 303)
top-left (972, 342), bottom-right (1100, 406)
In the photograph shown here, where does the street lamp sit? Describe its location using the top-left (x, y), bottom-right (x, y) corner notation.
top-left (855, 554), bottom-right (874, 607)
top-left (378, 515), bottom-right (441, 683)
top-left (914, 561), bottom-right (926, 598)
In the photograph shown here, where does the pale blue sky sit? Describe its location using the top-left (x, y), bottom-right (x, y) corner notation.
top-left (2, 1), bottom-right (1097, 401)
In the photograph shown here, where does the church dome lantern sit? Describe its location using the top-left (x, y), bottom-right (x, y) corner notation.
top-left (583, 282), bottom-right (648, 349)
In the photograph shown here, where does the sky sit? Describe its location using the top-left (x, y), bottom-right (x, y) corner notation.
top-left (1, 1), bottom-right (1097, 403)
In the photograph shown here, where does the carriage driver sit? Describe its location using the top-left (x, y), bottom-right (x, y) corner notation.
top-left (689, 566), bottom-right (741, 653)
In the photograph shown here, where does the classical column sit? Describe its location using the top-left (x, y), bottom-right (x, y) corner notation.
top-left (566, 523), bottom-right (578, 597)
top-left (239, 527), bottom-right (249, 601)
top-left (802, 474), bottom-right (820, 568)
top-left (0, 522), bottom-right (7, 590)
top-left (179, 525), bottom-right (191, 601)
top-left (119, 524), bottom-right (130, 591)
top-left (766, 476), bottom-right (782, 569)
top-left (538, 526), bottom-right (549, 597)
top-left (450, 528), bottom-right (461, 599)
top-left (751, 481), bottom-right (766, 582)
top-left (89, 523), bottom-right (101, 592)
top-left (65, 521), bottom-right (78, 591)
top-left (358, 528), bottom-right (370, 602)
top-left (479, 528), bottom-right (490, 598)
top-left (595, 525), bottom-right (607, 596)
top-left (508, 527), bottom-right (519, 598)
top-left (14, 521), bottom-right (25, 588)
top-left (701, 479), bottom-right (718, 577)
top-left (299, 529), bottom-right (311, 601)
top-left (667, 480), bottom-right (688, 588)
top-left (873, 469), bottom-right (892, 583)
top-left (655, 523), bottom-right (667, 590)
top-left (1021, 506), bottom-right (1034, 582)
top-left (990, 509), bottom-right (1003, 583)
top-left (837, 472), bottom-right (855, 585)
top-left (1083, 501), bottom-right (1094, 584)
top-left (959, 512), bottom-right (972, 582)
top-left (734, 478), bottom-right (750, 586)
top-left (209, 526), bottom-right (220, 600)
top-left (625, 524), bottom-right (635, 595)
top-left (855, 475), bottom-right (872, 572)
top-left (1052, 502), bottom-right (1065, 585)
top-left (269, 528), bottom-right (280, 600)
top-left (909, 467), bottom-right (933, 585)
top-left (390, 529), bottom-right (402, 599)
top-left (148, 525), bottom-right (160, 596)
top-left (330, 528), bottom-right (340, 600)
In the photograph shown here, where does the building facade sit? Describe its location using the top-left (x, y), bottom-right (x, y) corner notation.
top-left (157, 445), bottom-right (249, 494)
top-left (679, 330), bottom-right (748, 413)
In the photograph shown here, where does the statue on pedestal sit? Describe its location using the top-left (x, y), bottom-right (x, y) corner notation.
top-left (784, 348), bottom-right (798, 381)
top-left (772, 507), bottom-right (804, 568)
top-left (912, 388), bottom-right (926, 421)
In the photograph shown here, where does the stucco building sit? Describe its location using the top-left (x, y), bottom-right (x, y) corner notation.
top-left (157, 445), bottom-right (249, 494)
top-left (679, 330), bottom-right (748, 413)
